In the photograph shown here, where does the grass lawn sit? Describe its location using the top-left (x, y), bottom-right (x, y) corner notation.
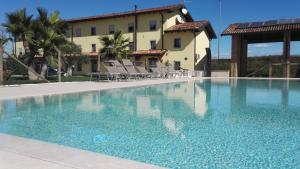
top-left (4, 75), bottom-right (91, 85)
top-left (52, 75), bottom-right (91, 82)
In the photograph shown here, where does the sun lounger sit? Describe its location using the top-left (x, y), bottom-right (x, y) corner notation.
top-left (134, 61), bottom-right (152, 78)
top-left (102, 61), bottom-right (122, 81)
top-left (157, 62), bottom-right (168, 78)
top-left (150, 62), bottom-right (167, 78)
top-left (109, 60), bottom-right (130, 79)
top-left (166, 65), bottom-right (182, 78)
top-left (122, 59), bottom-right (141, 79)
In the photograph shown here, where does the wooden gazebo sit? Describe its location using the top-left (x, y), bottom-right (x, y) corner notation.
top-left (222, 18), bottom-right (300, 77)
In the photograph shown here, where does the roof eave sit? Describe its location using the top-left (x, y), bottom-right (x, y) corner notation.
top-left (65, 4), bottom-right (191, 23)
top-left (128, 50), bottom-right (167, 56)
top-left (164, 21), bottom-right (217, 39)
top-left (221, 32), bottom-right (232, 36)
top-left (205, 21), bottom-right (217, 39)
top-left (164, 29), bottom-right (198, 33)
top-left (222, 22), bottom-right (300, 36)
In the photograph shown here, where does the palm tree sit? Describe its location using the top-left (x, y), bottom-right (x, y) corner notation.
top-left (28, 8), bottom-right (68, 78)
top-left (99, 30), bottom-right (130, 61)
top-left (2, 9), bottom-right (38, 80)
top-left (3, 8), bottom-right (33, 58)
top-left (0, 35), bottom-right (10, 85)
top-left (3, 8), bottom-right (68, 80)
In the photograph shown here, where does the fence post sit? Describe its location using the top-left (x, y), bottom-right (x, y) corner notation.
top-left (268, 63), bottom-right (272, 78)
top-left (54, 46), bottom-right (61, 82)
top-left (97, 53), bottom-right (101, 72)
top-left (0, 46), bottom-right (3, 85)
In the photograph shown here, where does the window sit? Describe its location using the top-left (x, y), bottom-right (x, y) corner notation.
top-left (149, 20), bottom-right (157, 31)
top-left (174, 61), bottom-right (181, 70)
top-left (174, 38), bottom-right (181, 48)
top-left (108, 25), bottom-right (115, 34)
top-left (150, 40), bottom-right (156, 50)
top-left (129, 42), bottom-right (134, 51)
top-left (92, 44), bottom-right (96, 52)
top-left (77, 63), bottom-right (82, 72)
top-left (148, 58), bottom-right (158, 68)
top-left (18, 48), bottom-right (23, 55)
top-left (91, 27), bottom-right (96, 36)
top-left (75, 28), bottom-right (81, 37)
top-left (128, 23), bottom-right (134, 33)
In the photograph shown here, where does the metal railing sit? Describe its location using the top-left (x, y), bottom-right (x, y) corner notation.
top-left (246, 64), bottom-right (269, 77)
top-left (4, 51), bottom-right (50, 83)
top-left (247, 62), bottom-right (300, 77)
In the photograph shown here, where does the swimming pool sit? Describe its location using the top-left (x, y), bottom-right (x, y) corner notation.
top-left (0, 79), bottom-right (299, 168)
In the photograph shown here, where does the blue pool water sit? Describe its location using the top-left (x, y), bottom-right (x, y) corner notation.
top-left (0, 79), bottom-right (300, 168)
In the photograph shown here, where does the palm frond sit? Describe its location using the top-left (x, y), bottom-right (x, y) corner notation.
top-left (36, 7), bottom-right (49, 26)
top-left (99, 30), bottom-right (129, 60)
top-left (0, 37), bottom-right (11, 46)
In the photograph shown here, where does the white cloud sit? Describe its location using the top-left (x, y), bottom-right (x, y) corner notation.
top-left (252, 43), bottom-right (273, 48)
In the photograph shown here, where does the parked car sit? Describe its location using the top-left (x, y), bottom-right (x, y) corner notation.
top-left (47, 66), bottom-right (65, 76)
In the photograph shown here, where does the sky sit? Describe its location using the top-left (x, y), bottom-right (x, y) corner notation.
top-left (0, 0), bottom-right (299, 58)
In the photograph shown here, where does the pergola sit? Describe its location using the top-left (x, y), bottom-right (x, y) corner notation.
top-left (222, 18), bottom-right (300, 77)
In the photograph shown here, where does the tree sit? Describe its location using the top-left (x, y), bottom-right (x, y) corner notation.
top-left (2, 8), bottom-right (33, 60)
top-left (28, 8), bottom-right (68, 78)
top-left (99, 30), bottom-right (130, 61)
top-left (0, 32), bottom-right (10, 85)
top-left (3, 8), bottom-right (69, 80)
top-left (59, 41), bottom-right (85, 76)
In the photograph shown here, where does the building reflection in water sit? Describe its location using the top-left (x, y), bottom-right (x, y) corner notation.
top-left (4, 79), bottom-right (298, 139)
top-left (228, 79), bottom-right (300, 128)
top-left (76, 93), bottom-right (104, 113)
top-left (0, 81), bottom-right (214, 139)
top-left (230, 79), bottom-right (300, 110)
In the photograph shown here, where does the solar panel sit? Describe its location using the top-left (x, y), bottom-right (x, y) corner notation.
top-left (278, 19), bottom-right (294, 24)
top-left (237, 23), bottom-right (250, 28)
top-left (263, 20), bottom-right (277, 26)
top-left (249, 22), bottom-right (264, 27)
top-left (294, 18), bottom-right (300, 24)
top-left (236, 18), bottom-right (300, 29)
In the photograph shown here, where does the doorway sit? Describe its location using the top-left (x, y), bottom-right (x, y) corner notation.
top-left (91, 60), bottom-right (97, 73)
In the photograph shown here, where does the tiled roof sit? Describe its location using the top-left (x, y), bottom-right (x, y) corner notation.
top-left (65, 4), bottom-right (193, 23)
top-left (129, 50), bottom-right (167, 56)
top-left (222, 19), bottom-right (300, 35)
top-left (165, 21), bottom-right (216, 39)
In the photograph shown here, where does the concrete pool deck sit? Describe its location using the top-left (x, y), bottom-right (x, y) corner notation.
top-left (0, 134), bottom-right (163, 169)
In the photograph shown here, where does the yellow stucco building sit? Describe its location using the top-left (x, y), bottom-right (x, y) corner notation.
top-left (16, 4), bottom-right (216, 75)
